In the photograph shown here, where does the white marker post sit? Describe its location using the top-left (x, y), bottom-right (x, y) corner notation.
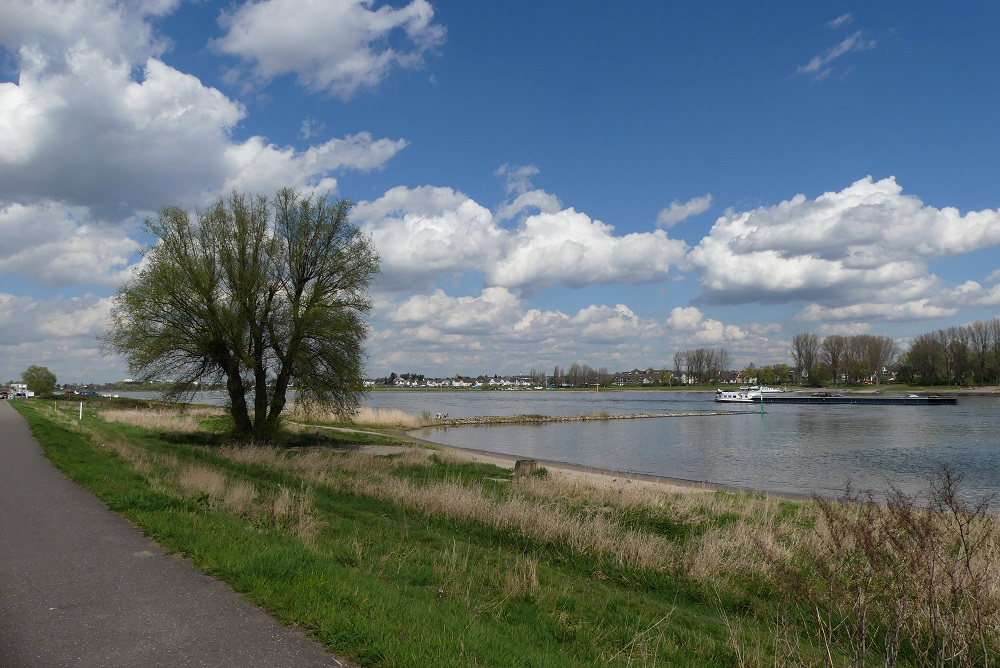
top-left (79, 401), bottom-right (83, 421)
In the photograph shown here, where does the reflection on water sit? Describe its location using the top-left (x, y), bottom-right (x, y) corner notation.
top-left (119, 389), bottom-right (999, 500)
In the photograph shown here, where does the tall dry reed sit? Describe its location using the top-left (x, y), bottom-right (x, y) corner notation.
top-left (287, 403), bottom-right (430, 428)
top-left (100, 407), bottom-right (220, 433)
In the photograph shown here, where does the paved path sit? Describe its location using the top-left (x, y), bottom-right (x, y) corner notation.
top-left (0, 400), bottom-right (356, 667)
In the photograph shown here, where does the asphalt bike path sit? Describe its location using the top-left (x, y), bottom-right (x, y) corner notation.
top-left (0, 400), bottom-right (356, 667)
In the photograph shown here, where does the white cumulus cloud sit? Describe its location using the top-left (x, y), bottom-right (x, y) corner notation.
top-left (356, 185), bottom-right (502, 289)
top-left (0, 0), bottom-right (177, 64)
top-left (0, 7), bottom-right (409, 300)
top-left (687, 176), bottom-right (1000, 307)
top-left (356, 185), bottom-right (689, 293)
top-left (815, 322), bottom-right (872, 337)
top-left (214, 0), bottom-right (445, 98)
top-left (369, 288), bottom-right (664, 374)
top-left (490, 208), bottom-right (688, 291)
top-left (665, 306), bottom-right (753, 344)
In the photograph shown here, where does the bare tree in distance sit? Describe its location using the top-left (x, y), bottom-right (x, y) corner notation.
top-left (821, 335), bottom-right (848, 386)
top-left (791, 333), bottom-right (820, 384)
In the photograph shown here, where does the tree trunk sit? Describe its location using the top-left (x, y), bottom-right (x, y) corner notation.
top-left (225, 363), bottom-right (253, 437)
top-left (253, 358), bottom-right (268, 437)
top-left (264, 369), bottom-right (290, 436)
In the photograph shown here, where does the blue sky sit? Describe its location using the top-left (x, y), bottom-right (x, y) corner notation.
top-left (2, 1), bottom-right (1000, 383)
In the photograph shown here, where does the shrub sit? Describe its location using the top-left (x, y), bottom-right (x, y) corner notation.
top-left (777, 467), bottom-right (999, 667)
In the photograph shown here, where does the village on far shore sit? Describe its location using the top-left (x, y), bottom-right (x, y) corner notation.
top-left (371, 368), bottom-right (755, 390)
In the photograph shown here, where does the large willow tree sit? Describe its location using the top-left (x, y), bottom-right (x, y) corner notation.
top-left (103, 188), bottom-right (379, 439)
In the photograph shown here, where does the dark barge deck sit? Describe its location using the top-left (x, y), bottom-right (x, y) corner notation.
top-left (757, 394), bottom-right (957, 405)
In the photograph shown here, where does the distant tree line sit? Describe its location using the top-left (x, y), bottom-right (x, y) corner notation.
top-left (791, 333), bottom-right (899, 386)
top-left (897, 319), bottom-right (1000, 386)
top-left (671, 348), bottom-right (732, 385)
top-left (738, 362), bottom-right (792, 386)
top-left (550, 363), bottom-right (611, 387)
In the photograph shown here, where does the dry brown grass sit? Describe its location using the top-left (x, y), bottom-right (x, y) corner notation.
top-left (221, 479), bottom-right (257, 514)
top-left (433, 540), bottom-right (472, 594)
top-left (219, 444), bottom-right (285, 467)
top-left (100, 408), bottom-right (205, 432)
top-left (350, 475), bottom-right (674, 570)
top-left (171, 460), bottom-right (320, 541)
top-left (100, 438), bottom-right (158, 476)
top-left (218, 443), bottom-right (432, 483)
top-left (98, 412), bottom-right (816, 585)
top-left (269, 485), bottom-right (324, 543)
top-left (516, 471), bottom-right (702, 513)
top-left (177, 463), bottom-right (227, 498)
top-left (212, 443), bottom-right (822, 577)
top-left (515, 469), bottom-right (821, 583)
top-left (287, 402), bottom-right (430, 428)
top-left (681, 495), bottom-right (819, 582)
top-left (503, 555), bottom-right (539, 599)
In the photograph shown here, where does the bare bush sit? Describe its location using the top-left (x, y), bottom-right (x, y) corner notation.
top-left (776, 467), bottom-right (999, 667)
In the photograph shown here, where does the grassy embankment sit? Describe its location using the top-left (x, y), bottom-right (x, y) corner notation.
top-left (13, 398), bottom-right (999, 667)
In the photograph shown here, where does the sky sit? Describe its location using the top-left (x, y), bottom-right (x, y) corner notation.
top-left (2, 1), bottom-right (1000, 384)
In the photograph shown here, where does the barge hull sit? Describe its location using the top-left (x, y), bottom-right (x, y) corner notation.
top-left (758, 396), bottom-right (956, 405)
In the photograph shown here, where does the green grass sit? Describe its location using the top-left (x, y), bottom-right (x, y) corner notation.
top-left (12, 399), bottom-right (838, 667)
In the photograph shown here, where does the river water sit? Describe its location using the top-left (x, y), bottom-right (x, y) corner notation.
top-left (118, 389), bottom-right (999, 501)
top-left (382, 390), bottom-right (1000, 502)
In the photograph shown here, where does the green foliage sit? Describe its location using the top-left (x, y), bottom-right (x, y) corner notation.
top-left (102, 188), bottom-right (379, 439)
top-left (21, 364), bottom-right (57, 395)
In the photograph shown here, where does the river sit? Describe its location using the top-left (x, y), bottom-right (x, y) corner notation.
top-left (117, 389), bottom-right (999, 501)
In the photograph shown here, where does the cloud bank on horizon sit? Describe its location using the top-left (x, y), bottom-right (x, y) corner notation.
top-left (1, 1), bottom-right (998, 382)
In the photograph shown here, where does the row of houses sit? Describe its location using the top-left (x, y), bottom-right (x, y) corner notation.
top-left (371, 369), bottom-right (764, 389)
top-left (377, 376), bottom-right (543, 389)
top-left (610, 369), bottom-right (766, 386)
